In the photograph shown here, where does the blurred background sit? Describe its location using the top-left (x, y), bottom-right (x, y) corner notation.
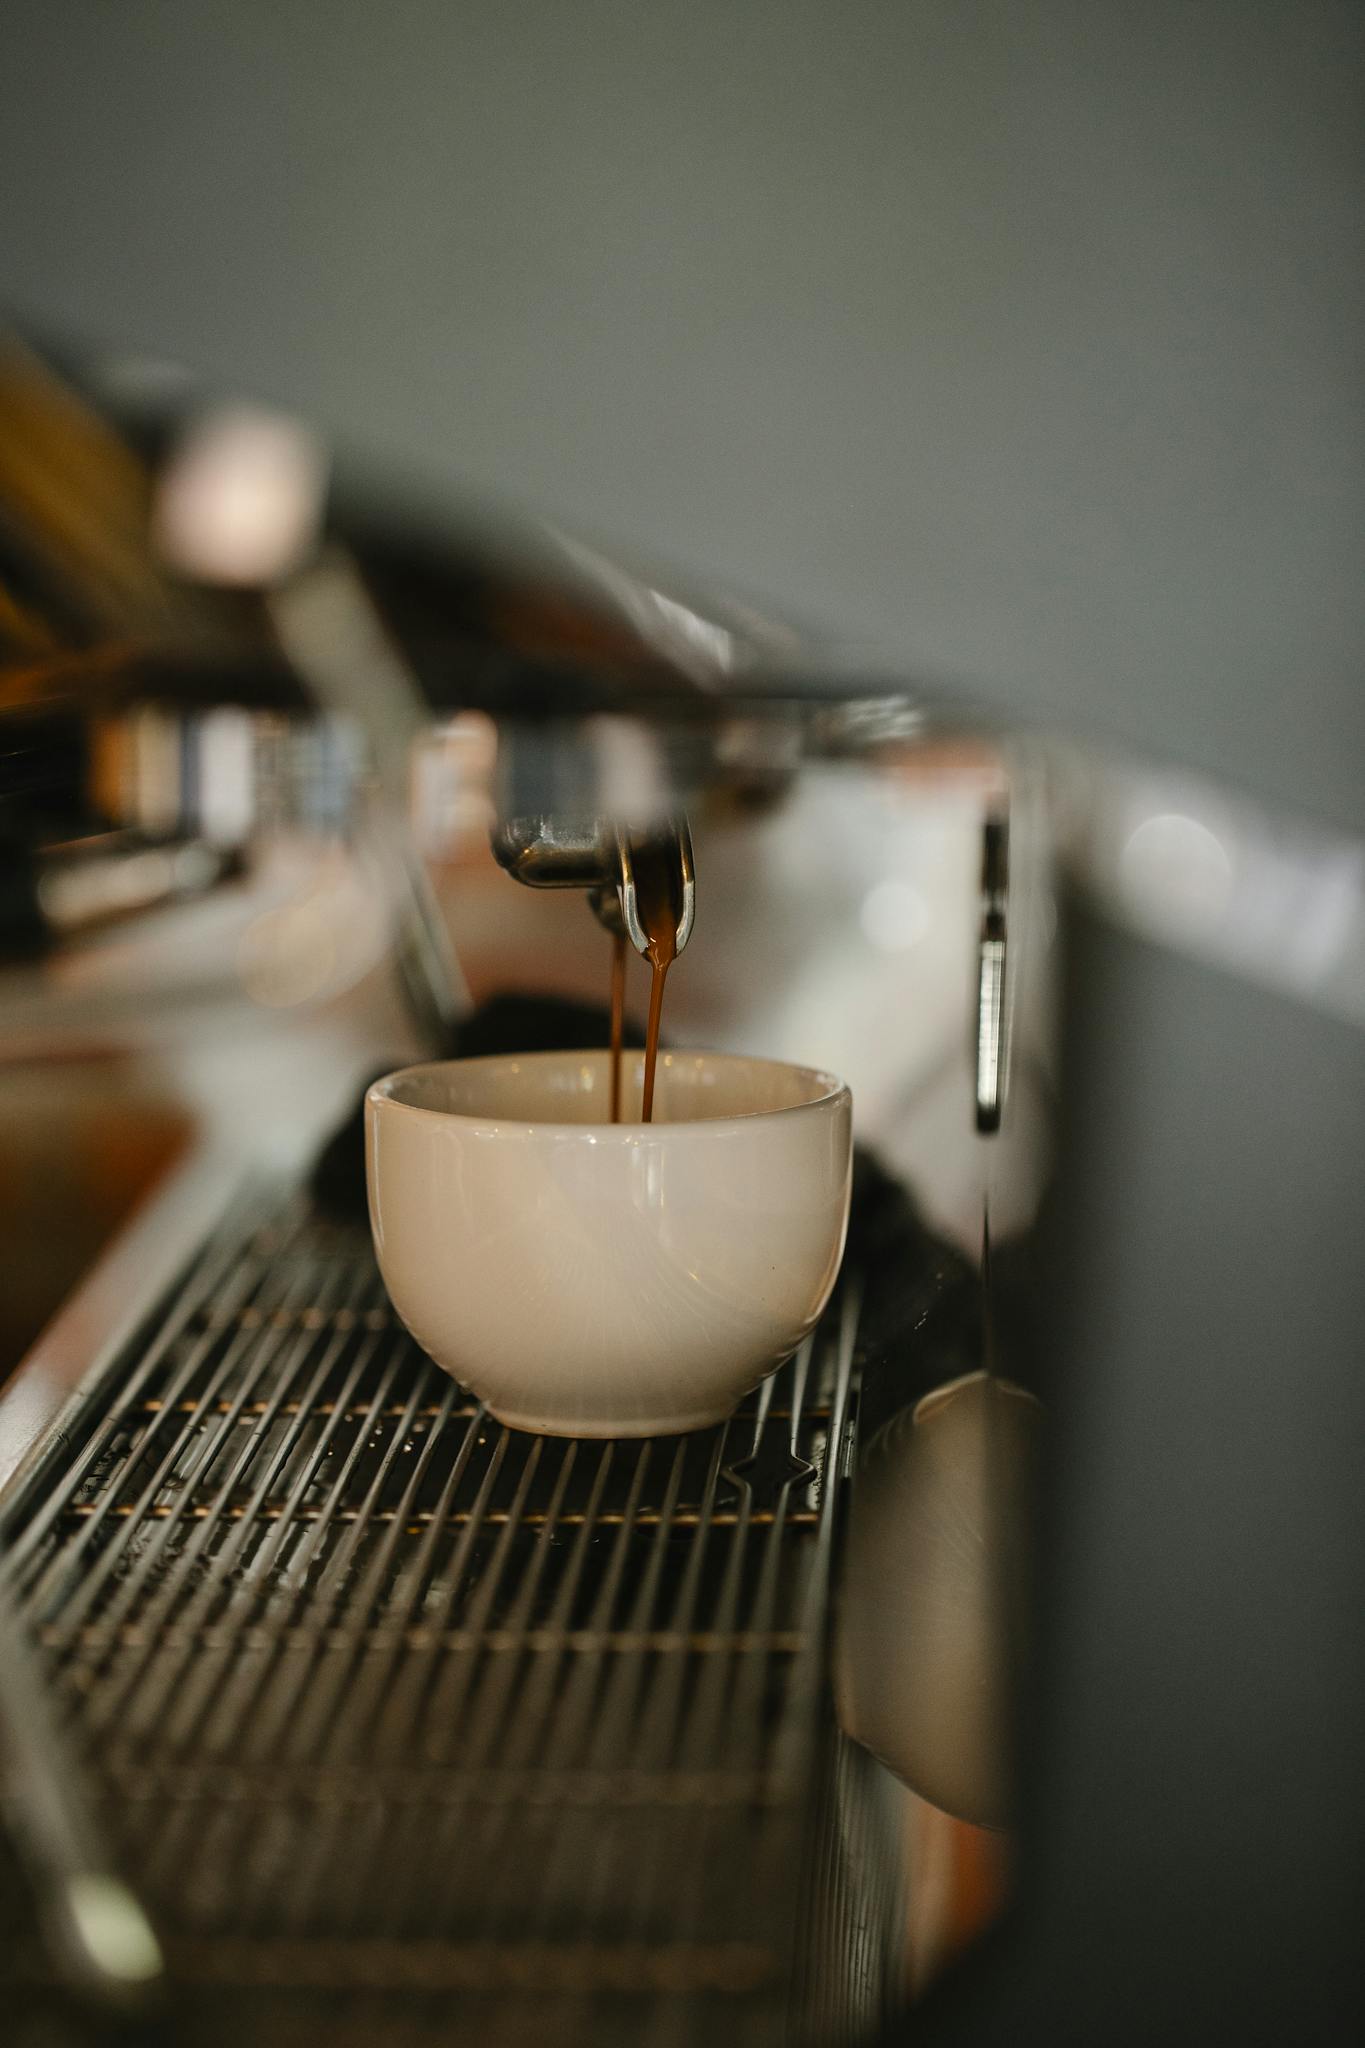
top-left (4, 0), bottom-right (1361, 827)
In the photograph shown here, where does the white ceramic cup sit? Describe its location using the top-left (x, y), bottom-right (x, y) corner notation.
top-left (365, 1049), bottom-right (852, 1436)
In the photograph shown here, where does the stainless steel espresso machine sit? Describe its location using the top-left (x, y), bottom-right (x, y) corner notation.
top-left (1, 338), bottom-right (1362, 2048)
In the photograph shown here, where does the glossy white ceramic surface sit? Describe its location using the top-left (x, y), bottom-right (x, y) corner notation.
top-left (366, 1050), bottom-right (852, 1436)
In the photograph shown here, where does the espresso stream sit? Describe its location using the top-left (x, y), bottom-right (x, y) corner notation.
top-left (608, 928), bottom-right (627, 1123)
top-left (610, 843), bottom-right (682, 1123)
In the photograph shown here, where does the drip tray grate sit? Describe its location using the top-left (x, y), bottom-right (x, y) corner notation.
top-left (0, 1191), bottom-right (899, 2046)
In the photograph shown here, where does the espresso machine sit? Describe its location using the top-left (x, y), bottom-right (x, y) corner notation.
top-left (1, 337), bottom-right (1362, 2048)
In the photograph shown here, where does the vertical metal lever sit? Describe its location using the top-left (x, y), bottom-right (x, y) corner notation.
top-left (976, 810), bottom-right (1009, 1134)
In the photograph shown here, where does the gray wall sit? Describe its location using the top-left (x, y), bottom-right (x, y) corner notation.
top-left (5, 1), bottom-right (1362, 831)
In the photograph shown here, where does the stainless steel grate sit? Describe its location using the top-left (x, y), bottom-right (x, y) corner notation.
top-left (0, 1190), bottom-right (901, 2046)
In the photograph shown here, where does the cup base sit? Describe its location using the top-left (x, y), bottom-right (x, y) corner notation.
top-left (486, 1402), bottom-right (738, 1440)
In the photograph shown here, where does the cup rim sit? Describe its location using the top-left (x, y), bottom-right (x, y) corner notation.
top-left (367, 1048), bottom-right (850, 1137)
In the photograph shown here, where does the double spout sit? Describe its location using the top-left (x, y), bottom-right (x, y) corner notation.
top-left (491, 813), bottom-right (695, 960)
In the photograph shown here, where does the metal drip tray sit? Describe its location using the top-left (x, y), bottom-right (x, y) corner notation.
top-left (0, 1191), bottom-right (903, 2046)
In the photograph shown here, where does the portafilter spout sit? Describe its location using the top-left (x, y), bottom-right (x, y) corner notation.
top-left (491, 811), bottom-right (695, 961)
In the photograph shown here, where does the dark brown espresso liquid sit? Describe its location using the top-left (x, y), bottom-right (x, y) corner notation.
top-left (608, 928), bottom-right (627, 1123)
top-left (618, 841), bottom-right (683, 1123)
